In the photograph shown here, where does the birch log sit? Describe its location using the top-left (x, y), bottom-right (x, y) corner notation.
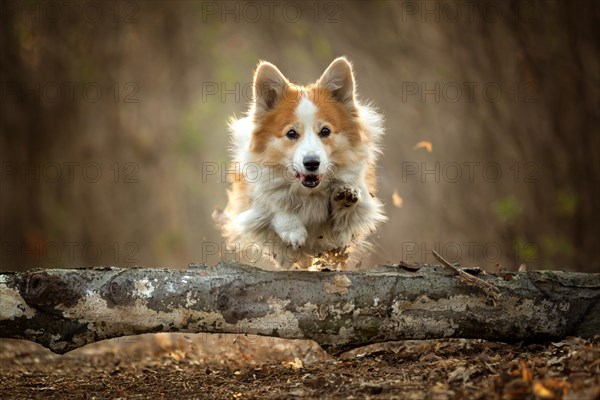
top-left (1, 263), bottom-right (598, 354)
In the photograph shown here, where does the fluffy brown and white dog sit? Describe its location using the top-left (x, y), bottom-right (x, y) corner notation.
top-left (213, 57), bottom-right (386, 269)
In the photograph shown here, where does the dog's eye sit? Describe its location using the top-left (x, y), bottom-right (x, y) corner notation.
top-left (319, 127), bottom-right (331, 138)
top-left (286, 129), bottom-right (300, 140)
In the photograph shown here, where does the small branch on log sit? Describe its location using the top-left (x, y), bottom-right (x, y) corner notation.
top-left (1, 263), bottom-right (599, 355)
top-left (432, 250), bottom-right (501, 300)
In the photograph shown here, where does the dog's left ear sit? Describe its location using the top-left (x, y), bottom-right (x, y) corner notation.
top-left (318, 57), bottom-right (356, 108)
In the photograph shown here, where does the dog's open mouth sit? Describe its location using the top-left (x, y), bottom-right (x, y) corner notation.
top-left (296, 172), bottom-right (321, 188)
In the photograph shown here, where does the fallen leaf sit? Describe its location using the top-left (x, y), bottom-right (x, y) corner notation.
top-left (542, 378), bottom-right (569, 396)
top-left (169, 349), bottom-right (186, 361)
top-left (533, 381), bottom-right (554, 399)
top-left (414, 141), bottom-right (432, 152)
top-left (392, 191), bottom-right (403, 208)
top-left (548, 356), bottom-right (567, 366)
top-left (520, 360), bottom-right (533, 383)
top-left (448, 366), bottom-right (477, 383)
top-left (282, 357), bottom-right (303, 370)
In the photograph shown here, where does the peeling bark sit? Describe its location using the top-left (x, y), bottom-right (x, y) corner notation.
top-left (1, 263), bottom-right (599, 354)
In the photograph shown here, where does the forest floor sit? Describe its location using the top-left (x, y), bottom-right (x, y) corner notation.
top-left (0, 334), bottom-right (598, 399)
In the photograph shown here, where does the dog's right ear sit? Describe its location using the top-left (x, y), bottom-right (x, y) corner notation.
top-left (318, 57), bottom-right (356, 109)
top-left (253, 61), bottom-right (288, 116)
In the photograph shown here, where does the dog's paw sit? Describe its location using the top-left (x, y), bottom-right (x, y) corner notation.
top-left (332, 185), bottom-right (360, 208)
top-left (279, 227), bottom-right (308, 248)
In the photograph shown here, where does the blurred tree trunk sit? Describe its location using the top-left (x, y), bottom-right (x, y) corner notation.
top-left (0, 10), bottom-right (47, 263)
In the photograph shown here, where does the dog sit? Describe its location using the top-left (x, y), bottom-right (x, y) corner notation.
top-left (213, 57), bottom-right (386, 269)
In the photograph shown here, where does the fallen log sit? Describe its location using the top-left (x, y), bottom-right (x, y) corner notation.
top-left (1, 263), bottom-right (598, 354)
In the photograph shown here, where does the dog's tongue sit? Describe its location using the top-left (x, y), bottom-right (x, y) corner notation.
top-left (300, 174), bottom-right (320, 188)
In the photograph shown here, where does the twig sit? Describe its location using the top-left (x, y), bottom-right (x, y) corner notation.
top-left (432, 250), bottom-right (501, 300)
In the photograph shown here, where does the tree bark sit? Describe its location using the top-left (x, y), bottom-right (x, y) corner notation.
top-left (1, 263), bottom-right (598, 354)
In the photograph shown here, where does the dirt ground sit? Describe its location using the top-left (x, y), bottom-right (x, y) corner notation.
top-left (0, 334), bottom-right (598, 400)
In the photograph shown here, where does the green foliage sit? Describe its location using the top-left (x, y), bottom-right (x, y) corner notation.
top-left (554, 189), bottom-right (578, 217)
top-left (177, 99), bottom-right (211, 155)
top-left (513, 237), bottom-right (538, 264)
top-left (492, 195), bottom-right (523, 224)
top-left (311, 36), bottom-right (333, 60)
top-left (155, 231), bottom-right (184, 257)
top-left (541, 234), bottom-right (575, 259)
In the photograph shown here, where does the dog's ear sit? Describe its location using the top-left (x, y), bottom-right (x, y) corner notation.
top-left (253, 61), bottom-right (288, 116)
top-left (318, 57), bottom-right (356, 108)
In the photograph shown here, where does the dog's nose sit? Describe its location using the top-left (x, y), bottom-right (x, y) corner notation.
top-left (303, 156), bottom-right (320, 172)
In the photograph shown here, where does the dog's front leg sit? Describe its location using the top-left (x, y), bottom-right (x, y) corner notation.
top-left (330, 183), bottom-right (385, 247)
top-left (271, 212), bottom-right (308, 249)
